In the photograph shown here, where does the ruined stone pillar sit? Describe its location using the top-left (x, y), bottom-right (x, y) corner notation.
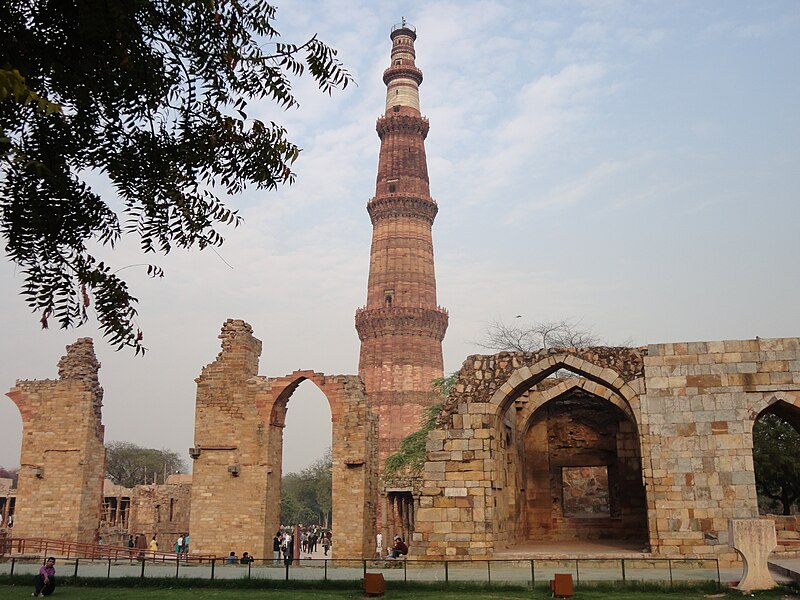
top-left (6, 338), bottom-right (105, 543)
top-left (189, 320), bottom-right (272, 557)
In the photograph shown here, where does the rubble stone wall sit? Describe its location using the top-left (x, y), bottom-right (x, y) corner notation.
top-left (5, 339), bottom-right (105, 543)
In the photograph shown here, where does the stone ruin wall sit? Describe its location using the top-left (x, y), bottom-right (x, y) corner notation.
top-left (642, 338), bottom-right (800, 564)
top-left (5, 339), bottom-right (106, 543)
top-left (190, 319), bottom-right (378, 559)
top-left (412, 338), bottom-right (800, 566)
top-left (127, 478), bottom-right (192, 549)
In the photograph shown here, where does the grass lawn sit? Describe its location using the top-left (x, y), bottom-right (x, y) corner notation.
top-left (0, 584), bottom-right (798, 599)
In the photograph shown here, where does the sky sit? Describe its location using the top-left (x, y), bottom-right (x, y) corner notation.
top-left (1, 1), bottom-right (799, 476)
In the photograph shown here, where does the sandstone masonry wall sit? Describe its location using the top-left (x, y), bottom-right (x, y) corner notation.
top-left (190, 320), bottom-right (377, 559)
top-left (6, 339), bottom-right (105, 543)
top-left (412, 339), bottom-right (800, 566)
top-left (642, 338), bottom-right (800, 564)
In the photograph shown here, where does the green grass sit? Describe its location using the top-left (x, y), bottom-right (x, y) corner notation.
top-left (0, 580), bottom-right (797, 600)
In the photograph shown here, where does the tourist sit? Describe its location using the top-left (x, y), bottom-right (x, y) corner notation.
top-left (309, 530), bottom-right (318, 554)
top-left (273, 531), bottom-right (282, 565)
top-left (322, 533), bottom-right (331, 556)
top-left (183, 533), bottom-right (190, 555)
top-left (386, 535), bottom-right (408, 559)
top-left (135, 533), bottom-right (147, 560)
top-left (33, 556), bottom-right (56, 597)
top-left (240, 551), bottom-right (254, 564)
top-left (149, 535), bottom-right (158, 553)
top-left (175, 534), bottom-right (183, 554)
top-left (282, 532), bottom-right (294, 564)
top-left (225, 551), bottom-right (238, 564)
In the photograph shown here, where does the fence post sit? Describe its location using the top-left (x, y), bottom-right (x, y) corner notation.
top-left (211, 558), bottom-right (215, 580)
top-left (668, 559), bottom-right (673, 588)
top-left (247, 560), bottom-right (251, 580)
top-left (324, 559), bottom-right (327, 582)
top-left (363, 559), bottom-right (367, 580)
top-left (73, 558), bottom-right (79, 578)
top-left (140, 558), bottom-right (146, 579)
top-left (403, 558), bottom-right (407, 582)
top-left (10, 557), bottom-right (14, 577)
top-left (176, 555), bottom-right (180, 579)
top-left (715, 559), bottom-right (721, 589)
top-left (487, 560), bottom-right (491, 585)
top-left (575, 559), bottom-right (580, 585)
top-left (530, 559), bottom-right (535, 589)
top-left (107, 557), bottom-right (112, 579)
top-left (445, 560), bottom-right (449, 583)
top-left (621, 558), bottom-right (626, 583)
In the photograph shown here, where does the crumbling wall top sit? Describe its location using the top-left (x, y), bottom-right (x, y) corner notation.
top-left (57, 337), bottom-right (103, 403)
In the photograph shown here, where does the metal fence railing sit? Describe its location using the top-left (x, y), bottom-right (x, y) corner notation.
top-left (0, 556), bottom-right (723, 587)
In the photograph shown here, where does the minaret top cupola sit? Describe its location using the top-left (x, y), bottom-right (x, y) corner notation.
top-left (384, 20), bottom-right (423, 114)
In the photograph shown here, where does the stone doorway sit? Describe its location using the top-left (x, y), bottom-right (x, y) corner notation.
top-left (752, 400), bottom-right (800, 517)
top-left (521, 386), bottom-right (648, 545)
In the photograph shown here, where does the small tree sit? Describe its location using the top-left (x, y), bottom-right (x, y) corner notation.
top-left (753, 412), bottom-right (800, 515)
top-left (105, 441), bottom-right (186, 488)
top-left (477, 318), bottom-right (601, 353)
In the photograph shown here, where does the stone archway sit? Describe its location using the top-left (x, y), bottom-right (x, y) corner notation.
top-left (749, 395), bottom-right (800, 549)
top-left (415, 348), bottom-right (647, 558)
top-left (189, 320), bottom-right (377, 558)
top-left (260, 370), bottom-right (378, 557)
top-left (518, 378), bottom-right (648, 545)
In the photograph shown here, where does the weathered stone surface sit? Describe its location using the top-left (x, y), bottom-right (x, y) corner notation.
top-left (190, 319), bottom-right (378, 559)
top-left (6, 339), bottom-right (105, 544)
top-left (728, 518), bottom-right (778, 591)
top-left (410, 338), bottom-right (800, 566)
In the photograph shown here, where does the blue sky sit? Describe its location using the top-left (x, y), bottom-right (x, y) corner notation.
top-left (1, 1), bottom-right (799, 474)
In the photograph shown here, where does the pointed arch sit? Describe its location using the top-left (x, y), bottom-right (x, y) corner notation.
top-left (489, 354), bottom-right (643, 426)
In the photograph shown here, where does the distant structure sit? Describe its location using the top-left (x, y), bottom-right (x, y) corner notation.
top-left (355, 21), bottom-right (448, 468)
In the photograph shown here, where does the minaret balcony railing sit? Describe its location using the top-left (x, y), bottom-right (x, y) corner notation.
top-left (355, 306), bottom-right (449, 341)
top-left (382, 65), bottom-right (423, 86)
top-left (376, 113), bottom-right (429, 139)
top-left (367, 195), bottom-right (438, 225)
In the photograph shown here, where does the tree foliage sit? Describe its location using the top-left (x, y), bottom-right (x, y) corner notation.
top-left (280, 451), bottom-right (331, 526)
top-left (753, 412), bottom-right (800, 515)
top-left (105, 441), bottom-right (186, 488)
top-left (0, 0), bottom-right (352, 353)
top-left (383, 375), bottom-right (455, 477)
top-left (478, 318), bottom-right (601, 353)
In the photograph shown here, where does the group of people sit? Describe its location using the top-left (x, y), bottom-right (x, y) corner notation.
top-left (173, 533), bottom-right (190, 556)
top-left (124, 532), bottom-right (189, 558)
top-left (225, 551), bottom-right (254, 564)
top-left (272, 525), bottom-right (333, 564)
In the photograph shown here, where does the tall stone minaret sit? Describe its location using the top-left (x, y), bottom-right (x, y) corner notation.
top-left (356, 21), bottom-right (448, 468)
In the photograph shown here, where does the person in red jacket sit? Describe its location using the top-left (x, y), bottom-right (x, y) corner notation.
top-left (387, 535), bottom-right (408, 558)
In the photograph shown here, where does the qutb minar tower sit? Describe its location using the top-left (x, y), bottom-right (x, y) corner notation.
top-left (356, 21), bottom-right (448, 470)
